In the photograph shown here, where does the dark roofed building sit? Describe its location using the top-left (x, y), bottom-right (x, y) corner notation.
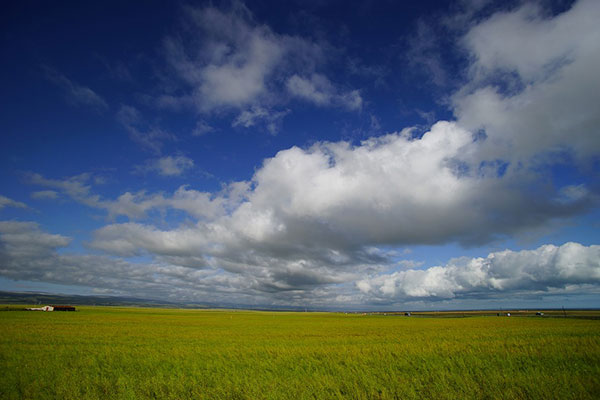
top-left (51, 305), bottom-right (76, 311)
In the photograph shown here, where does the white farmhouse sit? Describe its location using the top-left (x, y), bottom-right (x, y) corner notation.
top-left (26, 306), bottom-right (54, 311)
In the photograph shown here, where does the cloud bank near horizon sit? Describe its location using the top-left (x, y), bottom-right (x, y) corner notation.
top-left (1, 221), bottom-right (599, 307)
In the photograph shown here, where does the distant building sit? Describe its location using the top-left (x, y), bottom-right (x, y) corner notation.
top-left (52, 305), bottom-right (76, 311)
top-left (26, 305), bottom-right (54, 311)
top-left (26, 305), bottom-right (76, 312)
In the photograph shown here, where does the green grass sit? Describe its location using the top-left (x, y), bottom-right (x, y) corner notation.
top-left (1, 307), bottom-right (599, 399)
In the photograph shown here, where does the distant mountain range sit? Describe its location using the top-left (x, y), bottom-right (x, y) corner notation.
top-left (0, 290), bottom-right (311, 311)
top-left (0, 290), bottom-right (194, 308)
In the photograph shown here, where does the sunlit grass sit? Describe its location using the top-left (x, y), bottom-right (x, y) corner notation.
top-left (1, 306), bottom-right (599, 399)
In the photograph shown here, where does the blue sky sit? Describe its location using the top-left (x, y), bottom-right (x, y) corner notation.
top-left (1, 0), bottom-right (599, 310)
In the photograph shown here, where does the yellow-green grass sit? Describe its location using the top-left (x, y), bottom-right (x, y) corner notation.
top-left (387, 309), bottom-right (600, 318)
top-left (1, 306), bottom-right (599, 399)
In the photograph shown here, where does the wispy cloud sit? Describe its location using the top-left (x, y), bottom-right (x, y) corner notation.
top-left (136, 155), bottom-right (194, 176)
top-left (192, 120), bottom-right (214, 136)
top-left (30, 190), bottom-right (59, 200)
top-left (27, 172), bottom-right (229, 221)
top-left (0, 195), bottom-right (27, 210)
top-left (42, 66), bottom-right (108, 111)
top-left (286, 74), bottom-right (362, 110)
top-left (232, 106), bottom-right (290, 135)
top-left (405, 20), bottom-right (449, 87)
top-left (117, 105), bottom-right (174, 154)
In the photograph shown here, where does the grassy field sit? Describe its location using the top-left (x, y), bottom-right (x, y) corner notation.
top-left (1, 307), bottom-right (599, 399)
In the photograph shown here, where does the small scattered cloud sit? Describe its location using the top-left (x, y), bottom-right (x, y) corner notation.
top-left (42, 66), bottom-right (108, 111)
top-left (347, 57), bottom-right (388, 86)
top-left (405, 20), bottom-right (449, 87)
top-left (232, 106), bottom-right (290, 135)
top-left (369, 114), bottom-right (381, 132)
top-left (286, 74), bottom-right (363, 110)
top-left (30, 190), bottom-right (59, 200)
top-left (96, 56), bottom-right (134, 82)
top-left (28, 172), bottom-right (95, 203)
top-left (416, 109), bottom-right (437, 125)
top-left (117, 105), bottom-right (174, 153)
top-left (192, 120), bottom-right (214, 136)
top-left (137, 155), bottom-right (195, 177)
top-left (155, 155), bottom-right (194, 176)
top-left (396, 260), bottom-right (424, 270)
top-left (27, 172), bottom-right (227, 221)
top-left (0, 195), bottom-right (27, 210)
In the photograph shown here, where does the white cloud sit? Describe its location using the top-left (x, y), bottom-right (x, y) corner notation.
top-left (161, 3), bottom-right (360, 129)
top-left (0, 221), bottom-right (70, 258)
top-left (357, 242), bottom-right (600, 300)
top-left (164, 3), bottom-right (289, 112)
top-left (103, 186), bottom-right (227, 221)
top-left (28, 173), bottom-right (228, 221)
top-left (236, 121), bottom-right (593, 247)
top-left (89, 222), bottom-right (208, 258)
top-left (0, 195), bottom-right (27, 210)
top-left (454, 0), bottom-right (600, 163)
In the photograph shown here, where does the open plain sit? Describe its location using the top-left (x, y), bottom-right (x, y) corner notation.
top-left (1, 306), bottom-right (599, 399)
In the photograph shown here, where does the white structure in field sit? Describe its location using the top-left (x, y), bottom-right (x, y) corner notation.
top-left (26, 305), bottom-right (54, 311)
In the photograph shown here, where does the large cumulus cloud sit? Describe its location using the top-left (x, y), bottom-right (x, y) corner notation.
top-left (89, 118), bottom-right (594, 269)
top-left (85, 117), bottom-right (595, 302)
